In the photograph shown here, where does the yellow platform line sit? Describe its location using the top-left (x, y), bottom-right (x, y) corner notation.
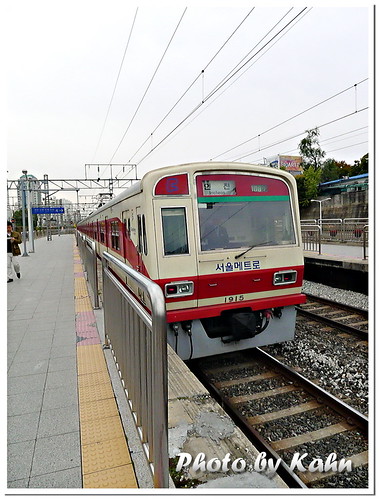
top-left (74, 247), bottom-right (138, 488)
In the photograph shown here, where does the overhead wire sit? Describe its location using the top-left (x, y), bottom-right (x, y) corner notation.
top-left (237, 108), bottom-right (369, 163)
top-left (91, 8), bottom-right (139, 175)
top-left (204, 8), bottom-right (308, 103)
top-left (126, 7), bottom-right (256, 164)
top-left (323, 141), bottom-right (368, 155)
top-left (135, 7), bottom-right (310, 166)
top-left (148, 7), bottom-right (312, 155)
top-left (320, 128), bottom-right (368, 147)
top-left (212, 78), bottom-right (368, 161)
top-left (287, 129), bottom-right (368, 156)
top-left (277, 139), bottom-right (368, 159)
top-left (109, 8), bottom-right (187, 164)
top-left (204, 7), bottom-right (297, 101)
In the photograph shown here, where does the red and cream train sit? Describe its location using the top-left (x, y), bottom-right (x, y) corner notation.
top-left (77, 162), bottom-right (306, 359)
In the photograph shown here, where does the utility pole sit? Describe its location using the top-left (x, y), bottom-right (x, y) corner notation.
top-left (44, 174), bottom-right (52, 241)
top-left (21, 170), bottom-right (29, 257)
top-left (27, 175), bottom-right (35, 252)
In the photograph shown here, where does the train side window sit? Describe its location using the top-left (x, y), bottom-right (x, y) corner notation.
top-left (161, 208), bottom-right (189, 255)
top-left (136, 214), bottom-right (148, 255)
top-left (100, 222), bottom-right (105, 243)
top-left (142, 215), bottom-right (148, 255)
top-left (123, 218), bottom-right (132, 244)
top-left (137, 215), bottom-right (143, 254)
top-left (111, 221), bottom-right (120, 250)
top-left (123, 211), bottom-right (131, 239)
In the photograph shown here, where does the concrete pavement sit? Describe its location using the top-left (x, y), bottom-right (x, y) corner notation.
top-left (7, 235), bottom-right (80, 487)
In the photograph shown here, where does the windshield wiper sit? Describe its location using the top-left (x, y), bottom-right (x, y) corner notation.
top-left (235, 240), bottom-right (274, 259)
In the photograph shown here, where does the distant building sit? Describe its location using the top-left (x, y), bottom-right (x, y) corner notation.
top-left (319, 174), bottom-right (368, 195)
top-left (17, 174), bottom-right (42, 207)
top-left (42, 197), bottom-right (75, 227)
top-left (266, 155), bottom-right (303, 176)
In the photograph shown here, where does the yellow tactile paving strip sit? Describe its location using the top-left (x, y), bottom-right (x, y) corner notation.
top-left (74, 277), bottom-right (93, 312)
top-left (74, 247), bottom-right (138, 488)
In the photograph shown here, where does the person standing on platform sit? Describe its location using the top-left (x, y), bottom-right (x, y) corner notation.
top-left (7, 221), bottom-right (21, 283)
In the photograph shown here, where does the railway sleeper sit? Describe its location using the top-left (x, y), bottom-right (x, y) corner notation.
top-left (247, 400), bottom-right (322, 425)
top-left (230, 385), bottom-right (299, 404)
top-left (297, 450), bottom-right (368, 485)
top-left (270, 421), bottom-right (354, 452)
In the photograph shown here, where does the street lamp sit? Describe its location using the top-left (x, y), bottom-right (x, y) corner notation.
top-left (310, 198), bottom-right (331, 225)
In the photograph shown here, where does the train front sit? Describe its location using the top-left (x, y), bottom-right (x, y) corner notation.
top-left (152, 163), bottom-right (306, 360)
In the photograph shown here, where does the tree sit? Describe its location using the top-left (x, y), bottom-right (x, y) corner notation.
top-left (320, 158), bottom-right (340, 183)
top-left (335, 160), bottom-right (351, 178)
top-left (296, 166), bottom-right (322, 207)
top-left (295, 175), bottom-right (307, 207)
top-left (350, 153), bottom-right (368, 177)
top-left (13, 209), bottom-right (23, 230)
top-left (321, 159), bottom-right (353, 182)
top-left (12, 209), bottom-right (38, 231)
top-left (298, 127), bottom-right (326, 170)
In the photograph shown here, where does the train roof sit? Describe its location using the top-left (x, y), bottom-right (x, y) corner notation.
top-left (79, 161), bottom-right (296, 222)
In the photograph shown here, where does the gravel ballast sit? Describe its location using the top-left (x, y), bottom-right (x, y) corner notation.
top-left (264, 280), bottom-right (369, 415)
top-left (302, 280), bottom-right (368, 310)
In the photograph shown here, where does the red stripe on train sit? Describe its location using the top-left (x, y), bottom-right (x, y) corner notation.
top-left (156, 265), bottom-right (304, 303)
top-left (166, 293), bottom-right (306, 322)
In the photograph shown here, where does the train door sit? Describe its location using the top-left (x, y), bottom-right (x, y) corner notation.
top-left (120, 208), bottom-right (141, 271)
top-left (122, 209), bottom-right (132, 265)
top-left (153, 199), bottom-right (198, 306)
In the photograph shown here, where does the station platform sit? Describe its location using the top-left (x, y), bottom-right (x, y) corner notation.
top-left (7, 235), bottom-right (292, 490)
top-left (303, 245), bottom-right (368, 294)
top-left (7, 235), bottom-right (148, 489)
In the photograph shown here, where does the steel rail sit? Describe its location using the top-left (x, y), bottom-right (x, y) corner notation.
top-left (297, 294), bottom-right (368, 339)
top-left (189, 359), bottom-right (308, 489)
top-left (190, 346), bottom-right (368, 488)
top-left (303, 293), bottom-right (368, 315)
top-left (254, 348), bottom-right (368, 432)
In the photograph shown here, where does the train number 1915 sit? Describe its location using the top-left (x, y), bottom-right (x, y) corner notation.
top-left (224, 295), bottom-right (245, 303)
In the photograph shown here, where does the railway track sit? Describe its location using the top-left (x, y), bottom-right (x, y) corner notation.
top-left (297, 294), bottom-right (368, 339)
top-left (189, 348), bottom-right (368, 489)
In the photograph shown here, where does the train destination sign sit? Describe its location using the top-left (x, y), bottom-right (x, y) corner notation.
top-left (202, 180), bottom-right (236, 196)
top-left (32, 207), bottom-right (65, 214)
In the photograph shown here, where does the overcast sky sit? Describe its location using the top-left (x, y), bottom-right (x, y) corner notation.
top-left (5, 1), bottom-right (372, 204)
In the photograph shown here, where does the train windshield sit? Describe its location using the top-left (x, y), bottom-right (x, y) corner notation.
top-left (196, 174), bottom-right (296, 251)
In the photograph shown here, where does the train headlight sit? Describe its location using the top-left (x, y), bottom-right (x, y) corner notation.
top-left (165, 281), bottom-right (194, 298)
top-left (273, 270), bottom-right (297, 285)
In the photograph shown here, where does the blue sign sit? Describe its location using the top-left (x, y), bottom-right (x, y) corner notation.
top-left (32, 207), bottom-right (65, 214)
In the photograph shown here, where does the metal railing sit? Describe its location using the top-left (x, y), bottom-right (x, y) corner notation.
top-left (300, 218), bottom-right (369, 246)
top-left (363, 225), bottom-right (369, 260)
top-left (342, 218), bottom-right (369, 243)
top-left (102, 251), bottom-right (168, 488)
top-left (77, 233), bottom-right (100, 309)
top-left (319, 219), bottom-right (343, 242)
top-left (300, 219), bottom-right (317, 225)
top-left (301, 225), bottom-right (321, 254)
